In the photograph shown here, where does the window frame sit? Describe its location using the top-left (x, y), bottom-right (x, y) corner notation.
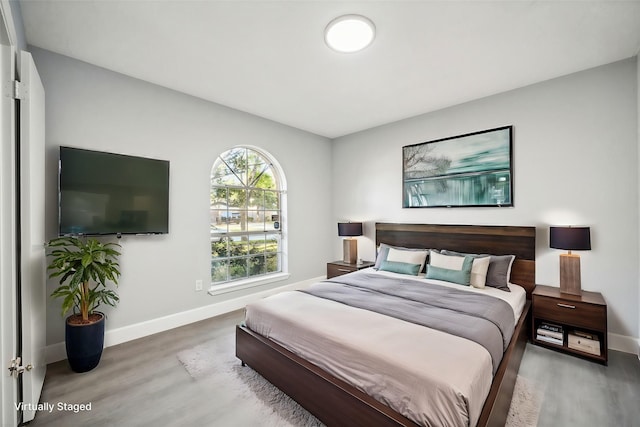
top-left (209, 146), bottom-right (288, 294)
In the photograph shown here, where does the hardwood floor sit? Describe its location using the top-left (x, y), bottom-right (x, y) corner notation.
top-left (518, 342), bottom-right (640, 427)
top-left (28, 310), bottom-right (640, 426)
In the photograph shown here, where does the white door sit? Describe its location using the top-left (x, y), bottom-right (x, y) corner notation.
top-left (0, 37), bottom-right (18, 427)
top-left (17, 50), bottom-right (47, 424)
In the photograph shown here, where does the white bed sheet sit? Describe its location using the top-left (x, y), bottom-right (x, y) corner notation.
top-left (244, 269), bottom-right (526, 427)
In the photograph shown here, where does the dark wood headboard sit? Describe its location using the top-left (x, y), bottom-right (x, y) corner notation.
top-left (375, 223), bottom-right (536, 298)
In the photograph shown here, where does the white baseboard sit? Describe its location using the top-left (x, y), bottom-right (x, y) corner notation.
top-left (607, 332), bottom-right (640, 356)
top-left (45, 275), bottom-right (323, 364)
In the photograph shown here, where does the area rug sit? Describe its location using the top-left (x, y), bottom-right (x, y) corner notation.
top-left (177, 333), bottom-right (542, 427)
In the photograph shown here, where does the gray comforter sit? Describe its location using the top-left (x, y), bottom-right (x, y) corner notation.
top-left (301, 273), bottom-right (515, 373)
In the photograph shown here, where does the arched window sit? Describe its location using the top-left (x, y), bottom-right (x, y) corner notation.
top-left (210, 147), bottom-right (286, 286)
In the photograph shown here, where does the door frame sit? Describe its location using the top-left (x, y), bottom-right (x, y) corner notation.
top-left (17, 49), bottom-right (47, 424)
top-left (0, 2), bottom-right (19, 425)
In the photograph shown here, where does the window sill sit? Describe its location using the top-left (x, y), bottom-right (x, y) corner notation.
top-left (207, 272), bottom-right (290, 296)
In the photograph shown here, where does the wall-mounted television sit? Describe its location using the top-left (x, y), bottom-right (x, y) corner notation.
top-left (59, 146), bottom-right (170, 236)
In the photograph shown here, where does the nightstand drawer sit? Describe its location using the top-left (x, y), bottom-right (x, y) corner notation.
top-left (534, 295), bottom-right (605, 331)
top-left (327, 263), bottom-right (356, 278)
top-left (326, 260), bottom-right (375, 279)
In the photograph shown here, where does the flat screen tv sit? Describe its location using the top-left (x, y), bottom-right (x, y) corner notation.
top-left (59, 146), bottom-right (170, 236)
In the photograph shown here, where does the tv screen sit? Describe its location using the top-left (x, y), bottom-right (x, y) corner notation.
top-left (59, 147), bottom-right (170, 236)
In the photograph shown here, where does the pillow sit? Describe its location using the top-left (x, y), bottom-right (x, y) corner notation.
top-left (374, 244), bottom-right (429, 272)
top-left (430, 251), bottom-right (491, 289)
top-left (387, 247), bottom-right (428, 266)
top-left (379, 260), bottom-right (421, 275)
top-left (441, 250), bottom-right (515, 292)
top-left (469, 256), bottom-right (491, 289)
top-left (429, 250), bottom-right (464, 270)
top-left (425, 256), bottom-right (474, 285)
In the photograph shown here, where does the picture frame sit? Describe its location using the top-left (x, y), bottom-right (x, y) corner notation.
top-left (403, 126), bottom-right (513, 208)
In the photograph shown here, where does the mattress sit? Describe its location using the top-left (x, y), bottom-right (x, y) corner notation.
top-left (244, 269), bottom-right (527, 427)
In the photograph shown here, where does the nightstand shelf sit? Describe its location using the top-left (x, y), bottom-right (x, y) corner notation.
top-left (326, 260), bottom-right (375, 279)
top-left (531, 284), bottom-right (608, 364)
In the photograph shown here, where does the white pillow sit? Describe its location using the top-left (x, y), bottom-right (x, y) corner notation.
top-left (469, 256), bottom-right (491, 289)
top-left (387, 247), bottom-right (428, 271)
top-left (429, 251), bottom-right (491, 289)
top-left (429, 251), bottom-right (464, 269)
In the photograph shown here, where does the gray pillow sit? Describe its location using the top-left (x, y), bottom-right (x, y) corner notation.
top-left (441, 250), bottom-right (514, 292)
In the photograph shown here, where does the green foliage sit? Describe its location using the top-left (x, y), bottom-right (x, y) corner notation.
top-left (210, 236), bottom-right (279, 283)
top-left (47, 236), bottom-right (121, 322)
top-left (210, 147), bottom-right (278, 209)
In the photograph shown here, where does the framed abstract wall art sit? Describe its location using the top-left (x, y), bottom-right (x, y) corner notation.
top-left (403, 126), bottom-right (513, 208)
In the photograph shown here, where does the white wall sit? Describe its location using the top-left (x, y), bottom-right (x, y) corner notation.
top-left (30, 47), bottom-right (334, 346)
top-left (332, 58), bottom-right (639, 348)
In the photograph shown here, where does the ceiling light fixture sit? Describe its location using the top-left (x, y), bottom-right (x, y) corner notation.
top-left (324, 14), bottom-right (375, 53)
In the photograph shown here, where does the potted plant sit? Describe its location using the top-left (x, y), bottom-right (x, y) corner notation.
top-left (47, 236), bottom-right (121, 373)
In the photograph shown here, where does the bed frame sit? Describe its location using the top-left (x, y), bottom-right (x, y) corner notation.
top-left (236, 223), bottom-right (536, 427)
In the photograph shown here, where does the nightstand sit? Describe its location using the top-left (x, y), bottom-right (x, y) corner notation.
top-left (326, 260), bottom-right (375, 279)
top-left (531, 284), bottom-right (607, 364)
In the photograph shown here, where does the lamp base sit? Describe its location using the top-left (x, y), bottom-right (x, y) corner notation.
top-left (343, 238), bottom-right (357, 264)
top-left (559, 253), bottom-right (581, 295)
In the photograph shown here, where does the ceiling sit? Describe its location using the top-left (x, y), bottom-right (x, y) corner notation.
top-left (19, 0), bottom-right (640, 139)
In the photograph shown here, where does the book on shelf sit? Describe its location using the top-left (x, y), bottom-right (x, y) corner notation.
top-left (538, 322), bottom-right (563, 333)
top-left (536, 334), bottom-right (563, 346)
top-left (536, 328), bottom-right (563, 340)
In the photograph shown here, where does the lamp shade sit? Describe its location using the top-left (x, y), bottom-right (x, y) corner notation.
top-left (550, 226), bottom-right (591, 251)
top-left (338, 222), bottom-right (363, 237)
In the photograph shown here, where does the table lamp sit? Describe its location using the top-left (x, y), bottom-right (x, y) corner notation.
top-left (550, 226), bottom-right (591, 295)
top-left (338, 222), bottom-right (363, 264)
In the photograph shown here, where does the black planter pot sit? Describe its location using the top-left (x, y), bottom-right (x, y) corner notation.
top-left (65, 312), bottom-right (105, 373)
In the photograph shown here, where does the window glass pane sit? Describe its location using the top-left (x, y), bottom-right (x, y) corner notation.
top-left (225, 148), bottom-right (248, 185)
top-left (228, 188), bottom-right (246, 210)
top-left (265, 211), bottom-right (280, 231)
top-left (211, 259), bottom-right (229, 283)
top-left (266, 253), bottom-right (280, 273)
top-left (211, 236), bottom-right (230, 258)
top-left (229, 258), bottom-right (248, 280)
top-left (265, 234), bottom-right (279, 254)
top-left (229, 236), bottom-right (248, 257)
top-left (210, 209), bottom-right (230, 232)
top-left (246, 152), bottom-right (269, 187)
top-left (248, 235), bottom-right (266, 254)
top-left (248, 255), bottom-right (266, 276)
top-left (264, 190), bottom-right (279, 210)
top-left (227, 219), bottom-right (243, 233)
top-left (247, 209), bottom-right (264, 232)
top-left (211, 162), bottom-right (242, 187)
top-left (211, 222), bottom-right (227, 235)
top-left (210, 187), bottom-right (228, 206)
top-left (248, 189), bottom-right (264, 208)
top-left (225, 189), bottom-right (243, 231)
top-left (247, 189), bottom-right (265, 232)
top-left (255, 167), bottom-right (277, 190)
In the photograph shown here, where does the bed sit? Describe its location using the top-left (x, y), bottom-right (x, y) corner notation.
top-left (236, 223), bottom-right (536, 427)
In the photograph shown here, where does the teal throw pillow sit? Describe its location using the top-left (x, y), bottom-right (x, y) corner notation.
top-left (379, 260), bottom-right (421, 276)
top-left (425, 255), bottom-right (474, 286)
